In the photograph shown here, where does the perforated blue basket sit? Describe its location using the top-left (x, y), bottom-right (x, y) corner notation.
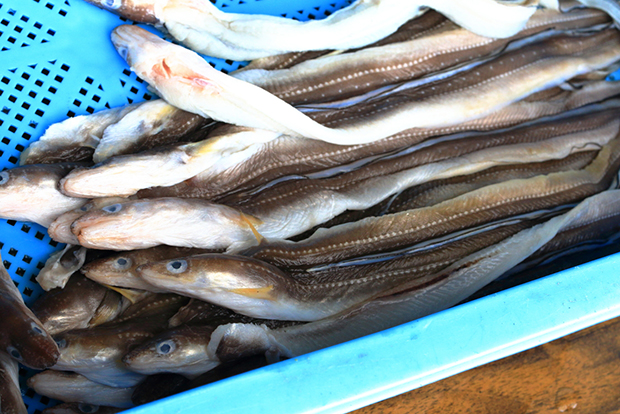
top-left (2, 1), bottom-right (620, 413)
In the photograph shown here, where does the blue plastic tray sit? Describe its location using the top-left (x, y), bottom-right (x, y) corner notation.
top-left (1, 1), bottom-right (620, 413)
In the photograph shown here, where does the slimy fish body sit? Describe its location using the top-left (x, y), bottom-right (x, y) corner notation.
top-left (0, 252), bottom-right (59, 369)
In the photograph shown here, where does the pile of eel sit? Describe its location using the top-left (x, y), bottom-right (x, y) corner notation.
top-left (4, 0), bottom-right (620, 412)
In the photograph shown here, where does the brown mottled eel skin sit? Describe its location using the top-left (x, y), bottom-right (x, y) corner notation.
top-left (0, 251), bottom-right (59, 369)
top-left (304, 29), bottom-right (620, 131)
top-left (138, 81), bottom-right (620, 202)
top-left (290, 150), bottom-right (599, 241)
top-left (237, 8), bottom-right (610, 105)
top-left (249, 137), bottom-right (620, 268)
top-left (222, 104), bottom-right (620, 213)
top-left (502, 198), bottom-right (620, 278)
top-left (134, 215), bottom-right (546, 322)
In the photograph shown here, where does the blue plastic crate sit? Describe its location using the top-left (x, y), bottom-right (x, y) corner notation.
top-left (1, 1), bottom-right (620, 413)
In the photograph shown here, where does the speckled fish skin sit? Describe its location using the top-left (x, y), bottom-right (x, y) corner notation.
top-left (139, 81), bottom-right (620, 201)
top-left (0, 163), bottom-right (88, 227)
top-left (292, 150), bottom-right (599, 239)
top-left (235, 8), bottom-right (611, 105)
top-left (138, 216), bottom-right (544, 321)
top-left (381, 150), bottom-right (600, 214)
top-left (249, 137), bottom-right (620, 268)
top-left (61, 80), bottom-right (620, 201)
top-left (110, 26), bottom-right (620, 145)
top-left (27, 371), bottom-right (134, 408)
top-left (81, 246), bottom-right (214, 292)
top-left (94, 0), bottom-right (539, 60)
top-left (0, 252), bottom-right (59, 369)
top-left (296, 29), bottom-right (620, 140)
top-left (0, 351), bottom-right (27, 414)
top-left (213, 106), bottom-right (620, 249)
top-left (208, 190), bottom-right (620, 362)
top-left (36, 245), bottom-right (88, 291)
top-left (31, 274), bottom-right (120, 336)
top-left (168, 299), bottom-right (242, 327)
top-left (75, 108), bottom-right (620, 253)
top-left (51, 293), bottom-right (188, 387)
top-left (70, 198), bottom-right (263, 251)
top-left (20, 104), bottom-right (139, 165)
top-left (49, 198), bottom-right (131, 245)
top-left (42, 403), bottom-right (123, 414)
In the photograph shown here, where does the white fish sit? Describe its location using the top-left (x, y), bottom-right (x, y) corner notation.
top-left (110, 25), bottom-right (620, 145)
top-left (88, 0), bottom-right (538, 60)
top-left (0, 163), bottom-right (88, 227)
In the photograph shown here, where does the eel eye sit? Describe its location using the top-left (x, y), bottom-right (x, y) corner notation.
top-left (114, 257), bottom-right (132, 271)
top-left (156, 340), bottom-right (176, 355)
top-left (103, 203), bottom-right (122, 213)
top-left (31, 322), bottom-right (47, 336)
top-left (78, 404), bottom-right (100, 413)
top-left (102, 0), bottom-right (122, 10)
top-left (7, 346), bottom-right (22, 361)
top-left (166, 260), bottom-right (187, 274)
top-left (118, 46), bottom-right (129, 61)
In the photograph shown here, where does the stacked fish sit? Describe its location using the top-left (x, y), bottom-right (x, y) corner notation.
top-left (4, 0), bottom-right (620, 412)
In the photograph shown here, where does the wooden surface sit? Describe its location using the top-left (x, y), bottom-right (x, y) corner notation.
top-left (352, 316), bottom-right (620, 414)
